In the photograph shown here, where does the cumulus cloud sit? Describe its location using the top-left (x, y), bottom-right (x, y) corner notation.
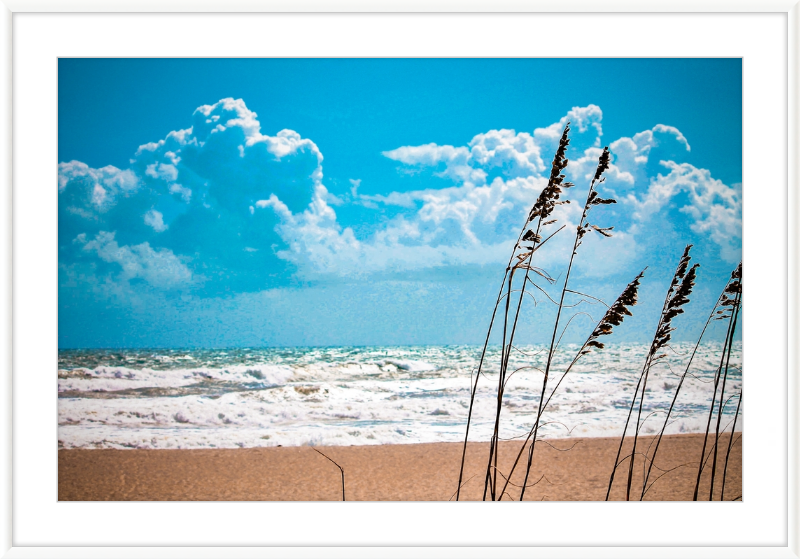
top-left (76, 231), bottom-right (196, 289)
top-left (364, 105), bottom-right (739, 272)
top-left (532, 104), bottom-right (604, 153)
top-left (144, 209), bottom-right (167, 232)
top-left (59, 98), bottom-right (741, 298)
top-left (626, 161), bottom-right (742, 261)
top-left (382, 106), bottom-right (604, 188)
top-left (605, 124), bottom-right (692, 190)
top-left (58, 161), bottom-right (140, 214)
top-left (59, 97), bottom-right (326, 295)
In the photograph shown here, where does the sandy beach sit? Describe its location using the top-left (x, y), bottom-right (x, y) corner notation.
top-left (58, 432), bottom-right (741, 501)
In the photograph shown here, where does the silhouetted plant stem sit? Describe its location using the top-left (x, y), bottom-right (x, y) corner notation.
top-left (709, 290), bottom-right (741, 500)
top-left (456, 260), bottom-right (510, 501)
top-left (457, 222), bottom-right (564, 499)
top-left (692, 264), bottom-right (741, 501)
top-left (639, 287), bottom-right (725, 500)
top-left (518, 148), bottom-right (615, 500)
top-left (460, 221), bottom-right (549, 500)
top-left (485, 222), bottom-right (547, 499)
top-left (606, 245), bottom-right (698, 501)
top-left (625, 355), bottom-right (657, 500)
top-left (478, 124), bottom-right (574, 500)
top-left (720, 391), bottom-right (742, 501)
top-left (605, 355), bottom-right (652, 500)
top-left (483, 240), bottom-right (561, 501)
top-left (495, 262), bottom-right (537, 498)
top-left (496, 269), bottom-right (644, 501)
top-left (312, 448), bottom-right (345, 501)
top-left (625, 249), bottom-right (698, 501)
top-left (518, 237), bottom-right (581, 499)
top-left (492, 267), bottom-right (519, 498)
top-left (484, 260), bottom-right (516, 500)
top-left (692, 307), bottom-right (735, 501)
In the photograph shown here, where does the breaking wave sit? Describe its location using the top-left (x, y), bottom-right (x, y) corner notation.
top-left (57, 343), bottom-right (742, 449)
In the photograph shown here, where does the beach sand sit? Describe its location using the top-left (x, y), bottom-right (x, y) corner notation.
top-left (58, 432), bottom-right (741, 501)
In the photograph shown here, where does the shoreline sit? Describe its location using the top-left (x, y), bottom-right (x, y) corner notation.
top-left (58, 432), bottom-right (741, 501)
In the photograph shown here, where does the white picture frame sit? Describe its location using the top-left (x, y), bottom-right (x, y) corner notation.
top-left (2, 2), bottom-right (797, 558)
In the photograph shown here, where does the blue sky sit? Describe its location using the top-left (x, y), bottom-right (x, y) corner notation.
top-left (58, 58), bottom-right (742, 348)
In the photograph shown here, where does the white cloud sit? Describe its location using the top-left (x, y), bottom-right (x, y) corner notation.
top-left (58, 161), bottom-right (140, 213)
top-left (134, 128), bottom-right (194, 160)
top-left (144, 209), bottom-right (168, 232)
top-left (652, 124), bottom-right (691, 151)
top-left (256, 187), bottom-right (364, 276)
top-left (168, 183), bottom-right (192, 203)
top-left (189, 99), bottom-right (324, 181)
top-left (195, 98), bottom-right (261, 139)
top-left (256, 171), bottom-right (588, 278)
top-left (606, 123), bottom-right (693, 191)
top-left (78, 231), bottom-right (196, 289)
top-left (60, 99), bottom-right (741, 289)
top-left (383, 143), bottom-right (468, 167)
top-left (625, 161), bottom-right (741, 261)
top-left (145, 162), bottom-right (179, 182)
top-left (383, 129), bottom-right (545, 185)
top-left (259, 105), bottom-right (717, 279)
top-left (468, 129), bottom-right (545, 179)
top-left (60, 97), bottom-right (325, 255)
top-left (533, 105), bottom-right (604, 154)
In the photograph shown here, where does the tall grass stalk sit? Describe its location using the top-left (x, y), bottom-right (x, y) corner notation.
top-left (481, 125), bottom-right (577, 500)
top-left (495, 268), bottom-right (644, 500)
top-left (605, 245), bottom-right (698, 501)
top-left (456, 123), bottom-right (572, 501)
top-left (455, 227), bottom-right (521, 501)
top-left (312, 448), bottom-right (345, 501)
top-left (720, 391), bottom-right (742, 501)
top-left (454, 222), bottom-right (565, 501)
top-left (708, 283), bottom-right (742, 499)
top-left (690, 318), bottom-right (733, 500)
top-left (516, 147), bottom-right (617, 500)
top-left (692, 264), bottom-right (742, 500)
top-left (639, 263), bottom-right (741, 499)
top-left (624, 252), bottom-right (698, 500)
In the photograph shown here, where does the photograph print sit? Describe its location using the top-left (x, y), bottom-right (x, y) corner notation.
top-left (58, 58), bottom-right (742, 501)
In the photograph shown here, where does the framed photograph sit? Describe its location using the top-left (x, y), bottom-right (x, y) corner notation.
top-left (4, 2), bottom-right (798, 558)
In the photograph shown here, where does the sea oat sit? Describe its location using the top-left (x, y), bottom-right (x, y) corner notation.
top-left (641, 262), bottom-right (740, 499)
top-left (497, 268), bottom-right (645, 500)
top-left (584, 270), bottom-right (645, 352)
top-left (605, 245), bottom-right (701, 501)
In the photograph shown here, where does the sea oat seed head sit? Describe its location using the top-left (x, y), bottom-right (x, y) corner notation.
top-left (527, 124), bottom-right (572, 223)
top-left (584, 269), bottom-right (645, 353)
top-left (652, 260), bottom-right (700, 357)
top-left (594, 147), bottom-right (611, 182)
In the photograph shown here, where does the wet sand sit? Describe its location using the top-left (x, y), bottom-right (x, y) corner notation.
top-left (58, 432), bottom-right (741, 501)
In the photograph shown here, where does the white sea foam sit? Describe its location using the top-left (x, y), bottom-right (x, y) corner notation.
top-left (379, 359), bottom-right (436, 372)
top-left (58, 364), bottom-right (294, 393)
top-left (57, 343), bottom-right (742, 449)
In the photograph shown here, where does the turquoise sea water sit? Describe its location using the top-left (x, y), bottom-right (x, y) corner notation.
top-left (58, 342), bottom-right (742, 449)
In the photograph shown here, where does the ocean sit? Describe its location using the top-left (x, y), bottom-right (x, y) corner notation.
top-left (57, 342), bottom-right (742, 450)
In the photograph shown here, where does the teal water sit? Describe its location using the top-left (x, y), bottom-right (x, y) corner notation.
top-left (58, 342), bottom-right (742, 449)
